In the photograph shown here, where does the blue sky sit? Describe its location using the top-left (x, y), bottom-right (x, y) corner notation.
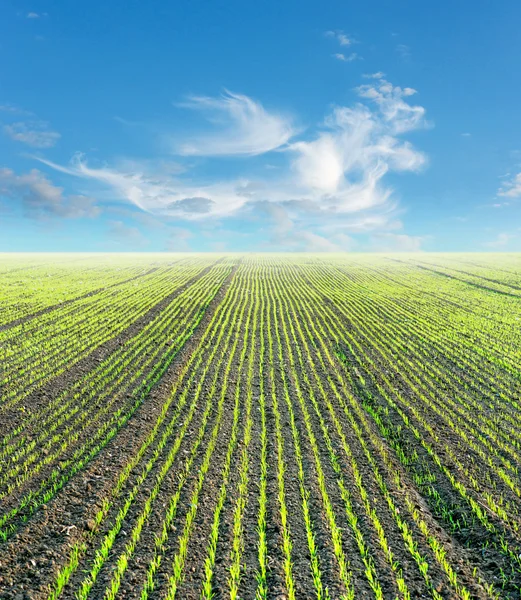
top-left (1, 0), bottom-right (521, 252)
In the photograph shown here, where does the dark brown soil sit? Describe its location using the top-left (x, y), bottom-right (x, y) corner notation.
top-left (0, 259), bottom-right (234, 599)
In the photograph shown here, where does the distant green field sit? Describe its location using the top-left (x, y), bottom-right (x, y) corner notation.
top-left (1, 253), bottom-right (521, 599)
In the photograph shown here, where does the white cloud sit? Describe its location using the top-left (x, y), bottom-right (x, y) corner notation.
top-left (173, 90), bottom-right (296, 156)
top-left (461, 132), bottom-right (471, 137)
top-left (498, 171), bottom-right (521, 198)
top-left (363, 72), bottom-right (385, 79)
top-left (370, 232), bottom-right (424, 252)
top-left (290, 134), bottom-right (345, 193)
top-left (288, 78), bottom-right (427, 213)
top-left (259, 202), bottom-right (355, 251)
top-left (39, 76), bottom-right (429, 226)
top-left (27, 12), bottom-right (39, 18)
top-left (325, 30), bottom-right (355, 46)
top-left (107, 220), bottom-right (148, 247)
top-left (333, 53), bottom-right (359, 63)
top-left (0, 168), bottom-right (100, 219)
top-left (320, 212), bottom-right (402, 233)
top-left (165, 227), bottom-right (193, 251)
top-left (484, 232), bottom-right (514, 248)
top-left (296, 230), bottom-right (352, 251)
top-left (36, 154), bottom-right (249, 218)
top-left (355, 78), bottom-right (426, 133)
top-left (4, 121), bottom-right (60, 148)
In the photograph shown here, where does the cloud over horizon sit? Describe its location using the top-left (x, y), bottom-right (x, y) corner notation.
top-left (29, 75), bottom-right (430, 249)
top-left (38, 76), bottom-right (428, 223)
top-left (0, 168), bottom-right (100, 219)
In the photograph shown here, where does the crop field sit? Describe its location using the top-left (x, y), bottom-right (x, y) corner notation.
top-left (1, 253), bottom-right (521, 600)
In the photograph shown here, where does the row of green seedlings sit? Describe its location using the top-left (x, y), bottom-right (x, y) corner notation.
top-left (0, 263), bottom-right (183, 364)
top-left (0, 263), bottom-right (209, 452)
top-left (91, 274), bottom-right (252, 600)
top-left (48, 262), bottom-right (245, 599)
top-left (372, 261), bottom-right (521, 417)
top-left (320, 265), bottom-right (521, 510)
top-left (269, 271), bottom-right (387, 598)
top-left (435, 256), bottom-right (521, 284)
top-left (270, 265), bottom-right (418, 599)
top-left (144, 267), bottom-right (254, 600)
top-left (368, 267), bottom-right (521, 473)
top-left (255, 273), bottom-right (269, 600)
top-left (0, 261), bottom-right (208, 408)
top-left (307, 265), bottom-right (520, 521)
top-left (0, 266), bottom-right (138, 330)
top-left (0, 265), bottom-right (229, 502)
top-left (409, 258), bottom-right (521, 297)
top-left (205, 272), bottom-right (259, 600)
top-left (0, 265), bottom-right (231, 543)
top-left (123, 269), bottom-right (250, 600)
top-left (0, 260), bottom-right (140, 323)
top-left (0, 265), bottom-right (188, 410)
top-left (382, 263), bottom-right (521, 381)
top-left (263, 274), bottom-right (296, 600)
top-left (331, 341), bottom-right (521, 596)
top-left (0, 264), bottom-right (226, 471)
top-left (405, 260), bottom-right (521, 303)
top-left (315, 262), bottom-right (521, 496)
top-left (0, 268), bottom-right (204, 472)
top-left (364, 296), bottom-right (521, 507)
top-left (296, 270), bottom-right (512, 593)
top-left (413, 257), bottom-right (521, 293)
top-left (281, 261), bottom-right (478, 599)
top-left (0, 263), bottom-right (167, 355)
top-left (238, 256), bottom-right (298, 600)
top-left (318, 265), bottom-right (521, 532)
top-left (342, 258), bottom-right (515, 345)
top-left (0, 263), bottom-right (228, 502)
top-left (276, 261), bottom-right (447, 598)
top-left (267, 275), bottom-right (349, 600)
top-left (181, 274), bottom-right (257, 600)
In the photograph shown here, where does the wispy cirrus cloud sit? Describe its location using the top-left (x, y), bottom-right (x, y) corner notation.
top-left (257, 201), bottom-right (356, 251)
top-left (356, 77), bottom-right (425, 133)
top-left (370, 232), bottom-right (425, 252)
top-left (172, 90), bottom-right (296, 156)
top-left (288, 76), bottom-right (428, 213)
top-left (165, 227), bottom-right (193, 251)
top-left (325, 30), bottom-right (355, 46)
top-left (36, 154), bottom-right (250, 217)
top-left (484, 232), bottom-right (514, 248)
top-left (4, 121), bottom-right (60, 148)
top-left (498, 171), bottom-right (521, 198)
top-left (0, 168), bottom-right (100, 219)
top-left (333, 52), bottom-right (360, 63)
top-left (37, 75), bottom-right (430, 248)
top-left (326, 30), bottom-right (361, 62)
top-left (107, 220), bottom-right (148, 246)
